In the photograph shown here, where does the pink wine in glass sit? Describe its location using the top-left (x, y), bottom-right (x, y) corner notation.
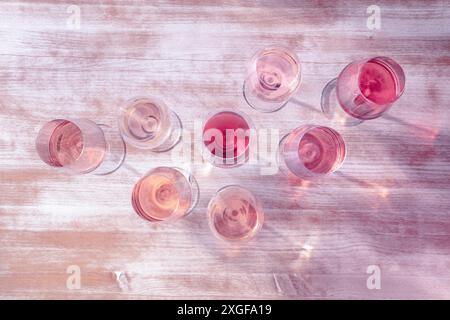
top-left (132, 167), bottom-right (199, 222)
top-left (207, 185), bottom-right (264, 243)
top-left (334, 56), bottom-right (405, 120)
top-left (36, 118), bottom-right (125, 175)
top-left (279, 125), bottom-right (346, 180)
top-left (202, 110), bottom-right (253, 168)
top-left (45, 120), bottom-right (86, 167)
top-left (244, 47), bottom-right (301, 112)
top-left (119, 97), bottom-right (182, 151)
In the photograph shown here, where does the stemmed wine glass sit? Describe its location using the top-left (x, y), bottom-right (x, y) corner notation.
top-left (278, 125), bottom-right (346, 180)
top-left (243, 47), bottom-right (301, 113)
top-left (36, 118), bottom-right (125, 175)
top-left (207, 185), bottom-right (264, 243)
top-left (118, 97), bottom-right (182, 151)
top-left (132, 167), bottom-right (199, 222)
top-left (321, 56), bottom-right (405, 126)
top-left (202, 109), bottom-right (254, 168)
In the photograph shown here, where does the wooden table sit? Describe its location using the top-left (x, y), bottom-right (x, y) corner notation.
top-left (1, 0), bottom-right (449, 299)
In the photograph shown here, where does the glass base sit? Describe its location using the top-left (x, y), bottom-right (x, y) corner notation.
top-left (201, 141), bottom-right (250, 168)
top-left (321, 78), bottom-right (363, 127)
top-left (95, 124), bottom-right (126, 175)
top-left (243, 80), bottom-right (288, 113)
top-left (202, 152), bottom-right (249, 169)
top-left (151, 111), bottom-right (182, 152)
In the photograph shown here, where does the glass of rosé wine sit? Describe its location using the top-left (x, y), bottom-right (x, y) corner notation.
top-left (278, 125), bottom-right (346, 180)
top-left (243, 47), bottom-right (301, 113)
top-left (119, 97), bottom-right (182, 151)
top-left (36, 118), bottom-right (125, 175)
top-left (207, 185), bottom-right (264, 243)
top-left (131, 167), bottom-right (199, 223)
top-left (321, 56), bottom-right (405, 126)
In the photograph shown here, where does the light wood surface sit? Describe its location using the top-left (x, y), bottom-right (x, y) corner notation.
top-left (1, 0), bottom-right (449, 299)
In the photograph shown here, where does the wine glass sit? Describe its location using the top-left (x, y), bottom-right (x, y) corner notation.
top-left (118, 97), bottom-right (182, 151)
top-left (243, 47), bottom-right (301, 113)
top-left (36, 118), bottom-right (125, 175)
top-left (321, 56), bottom-right (405, 126)
top-left (132, 167), bottom-right (199, 222)
top-left (278, 125), bottom-right (346, 180)
top-left (202, 109), bottom-right (255, 168)
top-left (207, 185), bottom-right (264, 243)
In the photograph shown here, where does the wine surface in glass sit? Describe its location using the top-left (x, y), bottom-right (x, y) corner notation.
top-left (132, 168), bottom-right (191, 221)
top-left (209, 192), bottom-right (260, 241)
top-left (48, 120), bottom-right (84, 167)
top-left (359, 60), bottom-right (398, 105)
top-left (255, 50), bottom-right (300, 101)
top-left (282, 126), bottom-right (345, 178)
top-left (203, 111), bottom-right (250, 159)
top-left (121, 100), bottom-right (169, 145)
top-left (297, 129), bottom-right (342, 174)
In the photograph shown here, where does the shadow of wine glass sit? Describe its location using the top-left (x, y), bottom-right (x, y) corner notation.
top-left (366, 124), bottom-right (447, 177)
top-left (382, 113), bottom-right (441, 141)
top-left (290, 95), bottom-right (363, 127)
top-left (121, 162), bottom-right (143, 178)
top-left (334, 171), bottom-right (395, 210)
top-left (186, 166), bottom-right (326, 279)
top-left (335, 169), bottom-right (450, 260)
top-left (289, 98), bottom-right (322, 115)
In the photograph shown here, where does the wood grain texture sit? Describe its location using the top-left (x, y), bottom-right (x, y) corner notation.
top-left (0, 0), bottom-right (450, 299)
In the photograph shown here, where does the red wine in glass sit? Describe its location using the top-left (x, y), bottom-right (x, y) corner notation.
top-left (279, 125), bottom-right (346, 180)
top-left (202, 110), bottom-right (253, 167)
